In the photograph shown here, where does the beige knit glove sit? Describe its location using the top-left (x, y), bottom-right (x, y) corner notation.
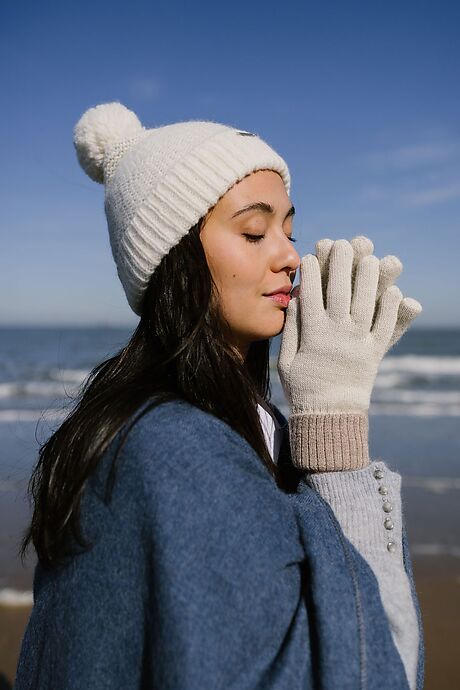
top-left (315, 235), bottom-right (420, 350)
top-left (278, 237), bottom-right (422, 472)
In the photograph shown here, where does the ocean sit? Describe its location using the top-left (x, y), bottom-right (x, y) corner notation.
top-left (0, 326), bottom-right (459, 598)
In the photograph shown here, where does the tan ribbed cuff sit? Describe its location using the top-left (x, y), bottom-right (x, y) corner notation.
top-left (288, 413), bottom-right (370, 472)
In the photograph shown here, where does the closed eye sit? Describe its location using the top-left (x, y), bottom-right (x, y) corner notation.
top-left (243, 234), bottom-right (297, 243)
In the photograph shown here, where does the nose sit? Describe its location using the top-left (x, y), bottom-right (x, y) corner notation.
top-left (285, 242), bottom-right (301, 276)
top-left (271, 231), bottom-right (301, 280)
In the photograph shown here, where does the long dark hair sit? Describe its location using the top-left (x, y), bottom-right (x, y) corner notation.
top-left (21, 215), bottom-right (284, 568)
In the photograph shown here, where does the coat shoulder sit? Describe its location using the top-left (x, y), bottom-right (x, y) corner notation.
top-left (117, 398), bottom-right (272, 481)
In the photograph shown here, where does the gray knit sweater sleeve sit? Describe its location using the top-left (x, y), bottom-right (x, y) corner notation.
top-left (306, 460), bottom-right (419, 690)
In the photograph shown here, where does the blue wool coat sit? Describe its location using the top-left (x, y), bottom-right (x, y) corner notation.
top-left (15, 399), bottom-right (424, 689)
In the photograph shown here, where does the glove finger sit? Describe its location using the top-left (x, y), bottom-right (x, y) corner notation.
top-left (376, 255), bottom-right (403, 302)
top-left (350, 235), bottom-right (374, 292)
top-left (372, 285), bottom-right (403, 349)
top-left (351, 255), bottom-right (380, 330)
top-left (315, 235), bottom-right (374, 306)
top-left (315, 238), bottom-right (333, 305)
top-left (299, 254), bottom-right (324, 341)
top-left (386, 297), bottom-right (423, 351)
top-left (278, 296), bottom-right (300, 371)
top-left (350, 235), bottom-right (374, 263)
top-left (327, 239), bottom-right (353, 319)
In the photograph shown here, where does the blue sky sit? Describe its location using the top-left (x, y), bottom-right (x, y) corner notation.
top-left (1, 0), bottom-right (459, 326)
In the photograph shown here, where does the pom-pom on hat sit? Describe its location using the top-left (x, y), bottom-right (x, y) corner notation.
top-left (73, 102), bottom-right (291, 315)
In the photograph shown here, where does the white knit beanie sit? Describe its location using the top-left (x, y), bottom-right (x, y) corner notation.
top-left (73, 102), bottom-right (291, 315)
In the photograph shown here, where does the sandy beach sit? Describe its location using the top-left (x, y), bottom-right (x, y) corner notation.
top-left (413, 555), bottom-right (460, 688)
top-left (1, 555), bottom-right (458, 688)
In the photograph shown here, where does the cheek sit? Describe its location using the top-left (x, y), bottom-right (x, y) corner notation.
top-left (207, 242), bottom-right (242, 283)
top-left (203, 237), bottom-right (264, 301)
top-left (219, 261), bottom-right (255, 296)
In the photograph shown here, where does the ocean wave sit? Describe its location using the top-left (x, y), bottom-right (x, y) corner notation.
top-left (369, 388), bottom-right (460, 415)
top-left (403, 477), bottom-right (460, 493)
top-left (0, 409), bottom-right (67, 423)
top-left (373, 389), bottom-right (460, 403)
top-left (369, 402), bottom-right (460, 416)
top-left (374, 372), bottom-right (410, 388)
top-left (0, 588), bottom-right (33, 606)
top-left (0, 380), bottom-right (79, 399)
top-left (411, 544), bottom-right (460, 558)
top-left (379, 355), bottom-right (460, 375)
top-left (0, 368), bottom-right (89, 401)
top-left (48, 368), bottom-right (89, 384)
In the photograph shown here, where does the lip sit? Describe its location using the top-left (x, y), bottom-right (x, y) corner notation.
top-left (264, 293), bottom-right (291, 307)
top-left (263, 286), bottom-right (292, 296)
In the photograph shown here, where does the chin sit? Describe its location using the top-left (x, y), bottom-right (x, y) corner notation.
top-left (269, 312), bottom-right (287, 335)
top-left (240, 310), bottom-right (286, 342)
top-left (255, 320), bottom-right (286, 340)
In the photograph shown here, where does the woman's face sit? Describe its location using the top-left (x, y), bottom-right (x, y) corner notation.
top-left (200, 169), bottom-right (301, 359)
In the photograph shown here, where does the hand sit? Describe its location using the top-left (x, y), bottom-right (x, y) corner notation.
top-left (291, 236), bottom-right (421, 352)
top-left (314, 235), bottom-right (422, 351)
top-left (278, 237), bottom-right (422, 471)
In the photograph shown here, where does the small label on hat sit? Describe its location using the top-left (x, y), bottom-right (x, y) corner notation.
top-left (236, 130), bottom-right (256, 136)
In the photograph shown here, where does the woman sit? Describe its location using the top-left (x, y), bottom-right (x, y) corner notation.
top-left (15, 102), bottom-right (424, 689)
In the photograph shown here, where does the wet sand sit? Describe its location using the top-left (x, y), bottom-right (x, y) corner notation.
top-left (1, 556), bottom-right (459, 689)
top-left (0, 605), bottom-right (31, 688)
top-left (411, 555), bottom-right (460, 689)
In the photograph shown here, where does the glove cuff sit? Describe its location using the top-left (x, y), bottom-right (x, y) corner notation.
top-left (288, 413), bottom-right (370, 472)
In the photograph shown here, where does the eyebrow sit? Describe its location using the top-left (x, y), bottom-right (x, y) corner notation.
top-left (231, 202), bottom-right (295, 221)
